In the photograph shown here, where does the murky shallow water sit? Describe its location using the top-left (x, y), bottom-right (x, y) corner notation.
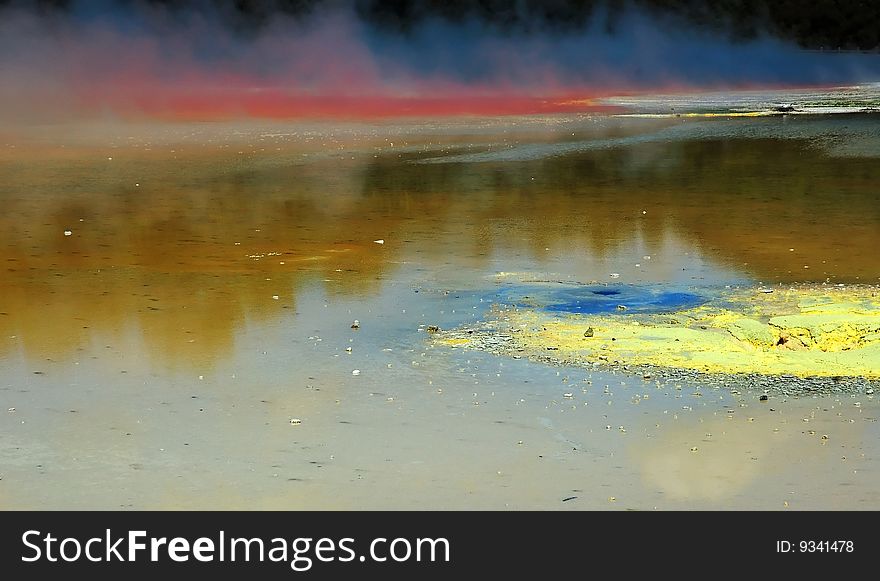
top-left (1, 114), bottom-right (878, 509)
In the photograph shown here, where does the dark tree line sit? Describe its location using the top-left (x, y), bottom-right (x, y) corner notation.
top-left (2, 0), bottom-right (878, 50)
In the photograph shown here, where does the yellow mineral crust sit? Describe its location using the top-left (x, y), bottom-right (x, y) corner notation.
top-left (438, 286), bottom-right (880, 378)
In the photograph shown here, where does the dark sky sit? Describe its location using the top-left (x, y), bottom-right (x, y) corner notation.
top-left (3, 0), bottom-right (879, 50)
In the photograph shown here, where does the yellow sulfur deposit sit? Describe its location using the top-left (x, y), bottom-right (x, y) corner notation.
top-left (438, 286), bottom-right (880, 378)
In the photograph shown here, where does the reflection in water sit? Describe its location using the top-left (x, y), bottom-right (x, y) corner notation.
top-left (368, 132), bottom-right (880, 281)
top-left (2, 117), bottom-right (879, 367)
top-left (632, 400), bottom-right (869, 505)
top-left (2, 117), bottom-right (880, 510)
top-left (635, 415), bottom-right (788, 502)
top-left (0, 152), bottom-right (394, 367)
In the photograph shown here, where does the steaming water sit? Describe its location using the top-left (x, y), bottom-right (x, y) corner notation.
top-left (1, 114), bottom-right (878, 509)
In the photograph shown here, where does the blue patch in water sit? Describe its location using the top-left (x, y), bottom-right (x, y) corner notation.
top-left (494, 285), bottom-right (705, 315)
top-left (590, 289), bottom-right (621, 296)
top-left (546, 287), bottom-right (704, 314)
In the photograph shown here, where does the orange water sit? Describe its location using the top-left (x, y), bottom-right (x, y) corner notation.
top-left (1, 116), bottom-right (878, 509)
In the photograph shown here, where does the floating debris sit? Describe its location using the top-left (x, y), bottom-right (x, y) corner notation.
top-left (351, 320), bottom-right (360, 329)
top-left (289, 418), bottom-right (302, 426)
top-left (352, 369), bottom-right (361, 376)
top-left (373, 239), bottom-right (385, 245)
top-left (63, 230), bottom-right (72, 236)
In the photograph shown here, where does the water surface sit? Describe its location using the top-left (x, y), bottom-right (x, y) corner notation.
top-left (1, 115), bottom-right (878, 509)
